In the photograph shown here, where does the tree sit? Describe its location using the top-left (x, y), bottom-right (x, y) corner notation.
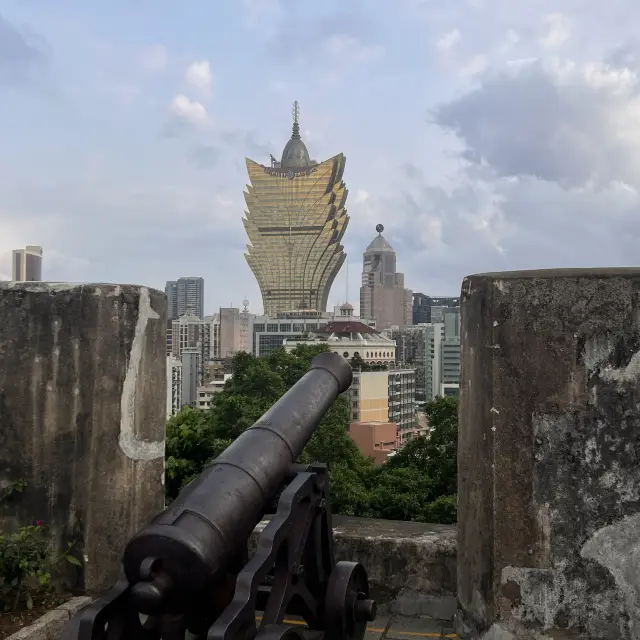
top-left (165, 345), bottom-right (374, 504)
top-left (164, 351), bottom-right (459, 525)
top-left (366, 396), bottom-right (458, 523)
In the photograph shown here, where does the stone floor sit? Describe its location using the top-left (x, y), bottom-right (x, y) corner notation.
top-left (257, 614), bottom-right (458, 639)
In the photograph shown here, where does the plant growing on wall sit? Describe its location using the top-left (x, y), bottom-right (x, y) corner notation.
top-left (0, 482), bottom-right (82, 613)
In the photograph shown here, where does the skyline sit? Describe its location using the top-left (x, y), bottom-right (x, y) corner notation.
top-left (2, 0), bottom-right (640, 314)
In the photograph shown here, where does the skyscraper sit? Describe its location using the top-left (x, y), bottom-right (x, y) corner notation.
top-left (243, 102), bottom-right (349, 316)
top-left (360, 225), bottom-right (412, 330)
top-left (12, 246), bottom-right (43, 282)
top-left (164, 277), bottom-right (204, 320)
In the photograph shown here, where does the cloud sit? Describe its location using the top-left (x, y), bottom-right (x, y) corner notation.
top-left (138, 44), bottom-right (168, 72)
top-left (0, 175), bottom-right (261, 305)
top-left (185, 60), bottom-right (212, 90)
top-left (436, 29), bottom-right (461, 53)
top-left (169, 94), bottom-right (207, 123)
top-left (266, 9), bottom-right (383, 71)
top-left (0, 13), bottom-right (47, 85)
top-left (431, 56), bottom-right (640, 188)
top-left (364, 39), bottom-right (640, 294)
top-left (539, 14), bottom-right (570, 48)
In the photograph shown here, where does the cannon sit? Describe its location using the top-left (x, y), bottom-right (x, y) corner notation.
top-left (62, 352), bottom-right (376, 640)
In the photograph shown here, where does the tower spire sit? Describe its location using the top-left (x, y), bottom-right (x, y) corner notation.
top-left (291, 100), bottom-right (301, 139)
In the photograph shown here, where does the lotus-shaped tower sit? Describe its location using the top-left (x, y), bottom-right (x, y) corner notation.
top-left (243, 102), bottom-right (349, 316)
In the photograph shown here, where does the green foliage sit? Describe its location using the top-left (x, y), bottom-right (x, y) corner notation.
top-left (0, 484), bottom-right (81, 612)
top-left (164, 348), bottom-right (459, 525)
top-left (348, 354), bottom-right (388, 371)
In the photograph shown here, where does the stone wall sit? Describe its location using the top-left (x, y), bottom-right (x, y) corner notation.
top-left (458, 268), bottom-right (640, 639)
top-left (252, 515), bottom-right (457, 617)
top-left (0, 283), bottom-right (166, 594)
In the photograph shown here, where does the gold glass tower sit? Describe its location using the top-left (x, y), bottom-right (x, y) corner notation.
top-left (243, 102), bottom-right (349, 316)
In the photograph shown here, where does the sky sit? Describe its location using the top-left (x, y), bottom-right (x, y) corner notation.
top-left (2, 0), bottom-right (640, 315)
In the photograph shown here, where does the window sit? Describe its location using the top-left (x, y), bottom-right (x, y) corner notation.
top-left (343, 351), bottom-right (349, 358)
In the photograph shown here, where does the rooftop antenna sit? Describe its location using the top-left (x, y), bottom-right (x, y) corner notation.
top-left (292, 101), bottom-right (301, 139)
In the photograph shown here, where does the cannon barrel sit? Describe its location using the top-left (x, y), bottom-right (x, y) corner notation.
top-left (123, 351), bottom-right (352, 614)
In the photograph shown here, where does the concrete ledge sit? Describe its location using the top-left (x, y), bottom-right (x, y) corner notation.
top-left (253, 515), bottom-right (457, 617)
top-left (10, 517), bottom-right (457, 639)
top-left (5, 597), bottom-right (92, 640)
top-left (331, 516), bottom-right (457, 617)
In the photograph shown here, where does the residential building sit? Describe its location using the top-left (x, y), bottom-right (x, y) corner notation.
top-left (208, 313), bottom-right (221, 360)
top-left (388, 368), bottom-right (416, 435)
top-left (384, 325), bottom-right (429, 401)
top-left (360, 225), bottom-right (412, 330)
top-left (196, 374), bottom-right (233, 410)
top-left (168, 312), bottom-right (211, 401)
top-left (243, 101), bottom-right (348, 316)
top-left (166, 356), bottom-right (182, 418)
top-left (165, 277), bottom-right (205, 320)
top-left (180, 348), bottom-right (201, 409)
top-left (440, 309), bottom-right (461, 397)
top-left (350, 370), bottom-right (390, 423)
top-left (347, 421), bottom-right (398, 465)
top-left (12, 246), bottom-right (43, 282)
top-left (412, 294), bottom-right (459, 325)
top-left (165, 281), bottom-right (178, 321)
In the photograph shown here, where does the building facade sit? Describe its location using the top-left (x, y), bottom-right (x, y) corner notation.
top-left (360, 225), bottom-right (412, 330)
top-left (283, 312), bottom-right (397, 365)
top-left (243, 102), bottom-right (349, 316)
top-left (412, 294), bottom-right (459, 325)
top-left (12, 246), bottom-right (43, 282)
top-left (165, 277), bottom-right (205, 321)
top-left (252, 310), bottom-right (327, 357)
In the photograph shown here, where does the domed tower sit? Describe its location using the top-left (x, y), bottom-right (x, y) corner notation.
top-left (360, 224), bottom-right (412, 329)
top-left (243, 102), bottom-right (349, 316)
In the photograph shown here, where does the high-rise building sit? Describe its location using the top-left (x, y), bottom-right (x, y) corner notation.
top-left (412, 294), bottom-right (459, 325)
top-left (243, 102), bottom-right (349, 316)
top-left (165, 277), bottom-right (204, 320)
top-left (165, 281), bottom-right (178, 320)
top-left (169, 312), bottom-right (211, 394)
top-left (359, 225), bottom-right (412, 330)
top-left (12, 246), bottom-right (43, 282)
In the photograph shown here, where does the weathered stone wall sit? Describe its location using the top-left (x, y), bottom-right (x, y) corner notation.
top-left (252, 516), bottom-right (457, 617)
top-left (457, 268), bottom-right (640, 639)
top-left (0, 283), bottom-right (166, 594)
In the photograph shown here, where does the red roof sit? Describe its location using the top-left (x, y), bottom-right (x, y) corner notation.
top-left (315, 321), bottom-right (378, 335)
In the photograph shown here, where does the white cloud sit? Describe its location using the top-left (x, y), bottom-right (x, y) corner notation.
top-left (354, 189), bottom-right (369, 204)
top-left (185, 60), bottom-right (213, 90)
top-left (539, 14), bottom-right (570, 48)
top-left (436, 29), bottom-right (462, 53)
top-left (460, 54), bottom-right (489, 76)
top-left (138, 44), bottom-right (168, 71)
top-left (432, 56), bottom-right (640, 188)
top-left (169, 94), bottom-right (207, 124)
